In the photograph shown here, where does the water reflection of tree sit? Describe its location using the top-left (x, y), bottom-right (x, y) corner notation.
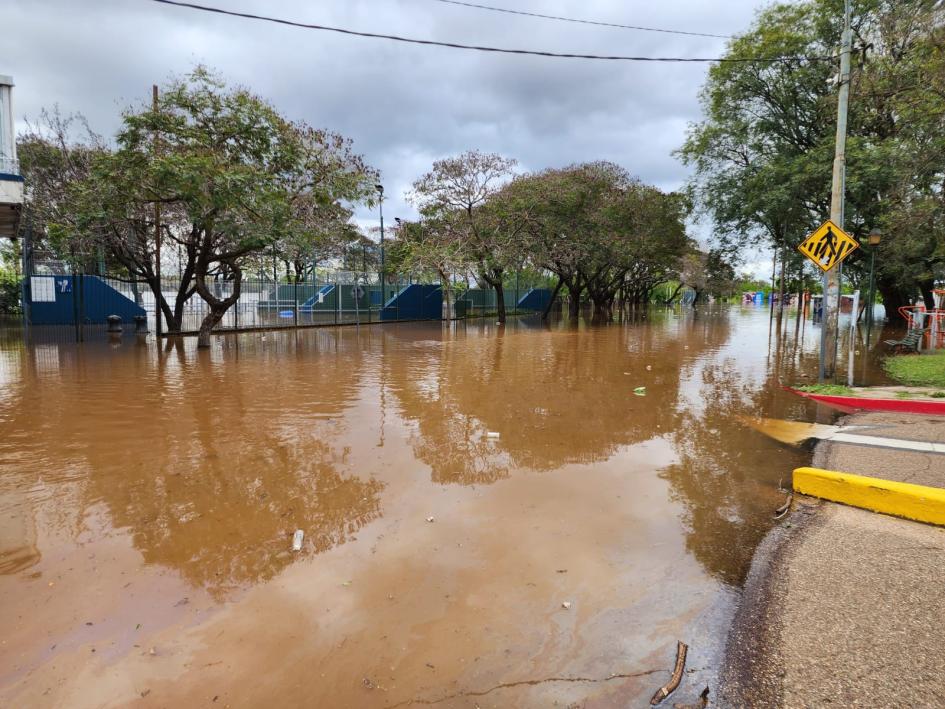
top-left (661, 350), bottom-right (811, 587)
top-left (4, 332), bottom-right (385, 597)
top-left (385, 312), bottom-right (720, 485)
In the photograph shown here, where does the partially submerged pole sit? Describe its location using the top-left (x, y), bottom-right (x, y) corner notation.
top-left (821, 0), bottom-right (852, 380)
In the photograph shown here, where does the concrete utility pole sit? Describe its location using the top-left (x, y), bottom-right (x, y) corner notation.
top-left (821, 0), bottom-right (852, 380)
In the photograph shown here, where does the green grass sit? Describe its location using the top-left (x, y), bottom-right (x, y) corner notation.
top-left (883, 351), bottom-right (945, 388)
top-left (931, 391), bottom-right (945, 399)
top-left (793, 383), bottom-right (858, 396)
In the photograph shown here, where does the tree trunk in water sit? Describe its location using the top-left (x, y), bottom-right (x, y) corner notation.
top-left (877, 279), bottom-right (909, 324)
top-left (664, 282), bottom-right (684, 305)
top-left (197, 307), bottom-right (227, 348)
top-left (495, 284), bottom-right (506, 323)
top-left (541, 278), bottom-right (563, 320)
top-left (194, 264), bottom-right (242, 348)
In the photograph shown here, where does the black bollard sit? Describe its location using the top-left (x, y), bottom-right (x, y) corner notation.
top-left (106, 315), bottom-right (123, 333)
top-left (134, 315), bottom-right (148, 334)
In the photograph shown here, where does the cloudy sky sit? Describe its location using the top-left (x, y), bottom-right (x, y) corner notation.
top-left (6, 0), bottom-right (773, 273)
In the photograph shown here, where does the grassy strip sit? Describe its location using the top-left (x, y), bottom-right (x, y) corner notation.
top-left (883, 351), bottom-right (945, 388)
top-left (794, 383), bottom-right (858, 396)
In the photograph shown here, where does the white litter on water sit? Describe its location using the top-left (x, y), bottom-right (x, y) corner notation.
top-left (426, 516), bottom-right (435, 523)
top-left (561, 601), bottom-right (572, 610)
top-left (486, 431), bottom-right (501, 439)
top-left (292, 529), bottom-right (304, 551)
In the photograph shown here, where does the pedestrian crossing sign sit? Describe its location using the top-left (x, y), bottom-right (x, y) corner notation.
top-left (797, 220), bottom-right (859, 272)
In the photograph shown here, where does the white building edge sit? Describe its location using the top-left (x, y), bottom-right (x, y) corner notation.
top-left (0, 74), bottom-right (23, 240)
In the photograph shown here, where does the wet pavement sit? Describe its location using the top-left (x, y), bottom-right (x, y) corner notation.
top-left (0, 307), bottom-right (884, 707)
top-left (720, 412), bottom-right (945, 708)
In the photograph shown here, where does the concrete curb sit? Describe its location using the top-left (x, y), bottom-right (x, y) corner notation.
top-left (793, 466), bottom-right (945, 527)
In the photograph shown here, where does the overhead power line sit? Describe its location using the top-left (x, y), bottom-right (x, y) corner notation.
top-left (431, 0), bottom-right (734, 40)
top-left (149, 0), bottom-right (831, 64)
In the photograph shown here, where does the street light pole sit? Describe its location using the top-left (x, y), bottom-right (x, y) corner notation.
top-left (375, 184), bottom-right (385, 305)
top-left (821, 0), bottom-right (853, 381)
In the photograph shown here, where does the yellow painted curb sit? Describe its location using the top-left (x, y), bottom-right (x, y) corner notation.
top-left (793, 467), bottom-right (945, 527)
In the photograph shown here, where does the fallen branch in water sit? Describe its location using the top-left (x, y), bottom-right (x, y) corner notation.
top-left (650, 640), bottom-right (688, 705)
top-left (774, 493), bottom-right (794, 519)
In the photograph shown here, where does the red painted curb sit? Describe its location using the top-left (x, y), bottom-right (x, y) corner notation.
top-left (784, 386), bottom-right (945, 416)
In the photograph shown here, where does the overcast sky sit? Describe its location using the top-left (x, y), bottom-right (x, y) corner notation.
top-left (6, 0), bottom-right (774, 274)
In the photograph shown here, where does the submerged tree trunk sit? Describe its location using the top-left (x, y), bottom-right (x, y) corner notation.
top-left (664, 282), bottom-right (684, 305)
top-left (541, 278), bottom-right (563, 320)
top-left (495, 284), bottom-right (506, 323)
top-left (195, 264), bottom-right (243, 348)
top-left (877, 278), bottom-right (909, 324)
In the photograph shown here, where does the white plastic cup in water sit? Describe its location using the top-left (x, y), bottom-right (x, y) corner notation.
top-left (292, 529), bottom-right (304, 552)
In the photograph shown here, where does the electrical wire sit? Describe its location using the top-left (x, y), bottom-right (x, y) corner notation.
top-left (430, 0), bottom-right (733, 40)
top-left (149, 0), bottom-right (831, 64)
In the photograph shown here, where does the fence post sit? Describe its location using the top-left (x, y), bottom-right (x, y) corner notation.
top-left (294, 279), bottom-right (299, 328)
top-left (234, 280), bottom-right (239, 330)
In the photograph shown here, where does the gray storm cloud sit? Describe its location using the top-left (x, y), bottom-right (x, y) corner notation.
top-left (6, 0), bottom-right (762, 234)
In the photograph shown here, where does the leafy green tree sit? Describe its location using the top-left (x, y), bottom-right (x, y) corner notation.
top-left (76, 68), bottom-right (376, 345)
top-left (0, 263), bottom-right (20, 314)
top-left (680, 0), bottom-right (945, 320)
top-left (409, 150), bottom-right (519, 322)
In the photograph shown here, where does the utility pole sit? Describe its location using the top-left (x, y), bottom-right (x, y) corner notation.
top-left (821, 0), bottom-right (852, 380)
top-left (153, 85), bottom-right (162, 339)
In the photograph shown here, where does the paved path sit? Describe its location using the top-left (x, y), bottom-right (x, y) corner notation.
top-left (720, 412), bottom-right (945, 707)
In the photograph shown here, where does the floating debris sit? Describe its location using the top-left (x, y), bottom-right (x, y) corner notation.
top-left (633, 387), bottom-right (647, 396)
top-left (650, 640), bottom-right (688, 705)
top-left (561, 601), bottom-right (572, 610)
top-left (486, 431), bottom-right (501, 439)
top-left (426, 516), bottom-right (435, 523)
top-left (292, 529), bottom-right (304, 552)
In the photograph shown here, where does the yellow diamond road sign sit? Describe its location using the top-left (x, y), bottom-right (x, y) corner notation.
top-left (797, 220), bottom-right (859, 272)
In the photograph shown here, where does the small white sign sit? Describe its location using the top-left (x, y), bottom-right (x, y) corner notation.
top-left (31, 277), bottom-right (56, 303)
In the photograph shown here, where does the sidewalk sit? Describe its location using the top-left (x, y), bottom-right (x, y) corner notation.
top-left (720, 412), bottom-right (945, 707)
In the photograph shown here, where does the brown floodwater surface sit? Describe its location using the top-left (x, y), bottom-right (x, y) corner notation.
top-left (0, 307), bottom-right (882, 707)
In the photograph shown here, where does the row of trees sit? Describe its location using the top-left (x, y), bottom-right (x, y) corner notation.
top-left (680, 0), bottom-right (945, 320)
top-left (16, 68), bottom-right (715, 341)
top-left (390, 152), bottom-right (698, 322)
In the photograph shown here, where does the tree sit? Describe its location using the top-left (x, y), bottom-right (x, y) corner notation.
top-left (76, 68), bottom-right (377, 345)
top-left (16, 109), bottom-right (109, 270)
top-left (409, 150), bottom-right (519, 322)
top-left (497, 163), bottom-right (689, 318)
top-left (679, 0), bottom-right (945, 321)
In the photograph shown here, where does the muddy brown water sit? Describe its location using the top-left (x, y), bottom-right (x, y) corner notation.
top-left (0, 307), bottom-right (889, 707)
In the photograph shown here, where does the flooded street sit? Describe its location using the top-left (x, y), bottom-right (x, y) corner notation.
top-left (0, 307), bottom-right (874, 707)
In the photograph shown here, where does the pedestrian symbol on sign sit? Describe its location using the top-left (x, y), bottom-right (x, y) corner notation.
top-left (797, 220), bottom-right (859, 272)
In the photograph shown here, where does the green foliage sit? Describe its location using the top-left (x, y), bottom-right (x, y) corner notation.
top-left (680, 0), bottom-right (945, 315)
top-left (883, 352), bottom-right (945, 388)
top-left (0, 264), bottom-right (21, 314)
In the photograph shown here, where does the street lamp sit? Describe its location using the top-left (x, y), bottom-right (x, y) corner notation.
top-left (866, 228), bottom-right (881, 341)
top-left (375, 184), bottom-right (385, 304)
